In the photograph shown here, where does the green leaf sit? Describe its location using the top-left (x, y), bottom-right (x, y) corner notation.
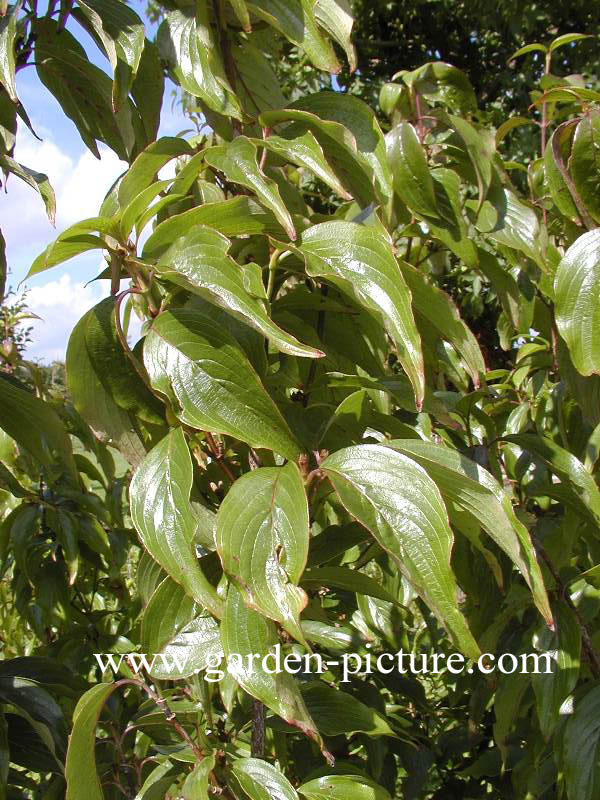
top-left (385, 440), bottom-right (552, 627)
top-left (65, 683), bottom-right (121, 800)
top-left (386, 122), bottom-right (438, 219)
top-left (255, 131), bottom-right (352, 200)
top-left (503, 433), bottom-right (600, 524)
top-left (555, 230), bottom-right (600, 376)
top-left (247, 0), bottom-right (339, 73)
top-left (545, 124), bottom-right (579, 220)
top-left (481, 188), bottom-right (540, 264)
top-left (314, 0), bottom-right (356, 72)
top-left (321, 444), bottom-right (480, 659)
top-left (141, 577), bottom-right (222, 679)
top-left (0, 377), bottom-right (77, 483)
top-left (130, 427), bottom-right (223, 618)
top-left (532, 603), bottom-right (580, 739)
top-left (74, 0), bottom-right (145, 112)
top-left (549, 33), bottom-right (591, 53)
top-left (0, 709), bottom-right (7, 800)
top-left (443, 113), bottom-right (494, 208)
top-left (152, 226), bottom-right (322, 359)
top-left (221, 583), bottom-right (328, 759)
top-left (230, 758), bottom-right (299, 800)
top-left (399, 261), bottom-right (485, 387)
top-left (182, 754), bottom-right (215, 800)
top-left (34, 18), bottom-right (136, 160)
top-left (232, 41), bottom-right (287, 117)
top-left (27, 217), bottom-right (115, 277)
top-left (157, 8), bottom-right (241, 120)
top-left (298, 221), bottom-right (425, 409)
top-left (227, 0), bottom-right (251, 31)
top-left (131, 38), bottom-right (164, 144)
top-left (570, 111), bottom-right (600, 224)
top-left (301, 683), bottom-right (396, 737)
top-left (83, 297), bottom-right (164, 425)
top-left (216, 463), bottom-right (309, 645)
top-left (144, 308), bottom-right (302, 459)
top-left (118, 136), bottom-right (193, 208)
top-left (0, 4), bottom-right (17, 102)
top-left (301, 566), bottom-right (397, 604)
top-left (563, 684), bottom-right (600, 800)
top-left (508, 43), bottom-right (547, 61)
top-left (204, 137), bottom-right (296, 240)
top-left (0, 155), bottom-right (56, 223)
top-left (496, 116), bottom-right (534, 147)
top-left (299, 774), bottom-right (392, 800)
top-left (402, 62), bottom-right (477, 114)
top-left (66, 305), bottom-right (146, 466)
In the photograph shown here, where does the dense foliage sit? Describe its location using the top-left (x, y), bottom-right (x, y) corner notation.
top-left (2, 1), bottom-right (600, 798)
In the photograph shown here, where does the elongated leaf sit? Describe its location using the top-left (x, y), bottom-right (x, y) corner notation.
top-left (532, 603), bottom-right (580, 739)
top-left (183, 754), bottom-right (215, 800)
top-left (385, 440), bottom-right (552, 626)
top-left (75, 0), bottom-right (145, 112)
top-left (403, 61), bottom-right (477, 114)
top-left (204, 137), bottom-right (296, 239)
top-left (549, 33), bottom-right (590, 53)
top-left (399, 261), bottom-right (485, 386)
top-left (321, 444), bottom-right (480, 658)
top-left (28, 217), bottom-right (116, 277)
top-left (142, 577), bottom-right (222, 679)
top-left (544, 124), bottom-right (579, 220)
top-left (0, 155), bottom-right (56, 223)
top-left (0, 377), bottom-right (77, 482)
top-left (503, 433), bottom-right (600, 524)
top-left (233, 41), bottom-right (287, 117)
top-left (130, 428), bottom-right (223, 618)
top-left (301, 566), bottom-right (397, 604)
top-left (301, 684), bottom-right (396, 737)
top-left (298, 221), bottom-right (425, 409)
top-left (555, 230), bottom-right (600, 376)
top-left (255, 131), bottom-right (351, 200)
top-left (152, 226), bottom-right (322, 359)
top-left (143, 197), bottom-right (286, 259)
top-left (230, 758), bottom-right (298, 800)
top-left (299, 775), bottom-right (392, 800)
top-left (481, 189), bottom-right (540, 263)
top-left (221, 583), bottom-right (328, 758)
top-left (34, 18), bottom-right (136, 160)
top-left (508, 43), bottom-right (546, 61)
top-left (314, 0), bottom-right (356, 72)
top-left (118, 136), bottom-right (192, 208)
top-left (247, 0), bottom-right (339, 73)
top-left (216, 463), bottom-right (309, 644)
top-left (386, 122), bottom-right (438, 218)
top-left (570, 111), bottom-right (600, 225)
top-left (0, 4), bottom-right (17, 101)
top-left (66, 306), bottom-right (146, 466)
top-left (563, 685), bottom-right (600, 800)
top-left (157, 8), bottom-right (241, 119)
top-left (443, 113), bottom-right (494, 207)
top-left (65, 683), bottom-right (121, 800)
top-left (144, 308), bottom-right (301, 459)
top-left (131, 38), bottom-right (164, 143)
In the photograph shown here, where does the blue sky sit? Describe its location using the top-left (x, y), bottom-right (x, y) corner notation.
top-left (4, 1), bottom-right (185, 361)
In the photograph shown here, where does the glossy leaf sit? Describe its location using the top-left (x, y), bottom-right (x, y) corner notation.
top-left (0, 155), bottom-right (56, 223)
top-left (144, 308), bottom-right (301, 459)
top-left (299, 775), bottom-right (392, 800)
top-left (314, 0), bottom-right (357, 72)
top-left (152, 226), bottom-right (322, 359)
top-left (301, 683), bottom-right (396, 737)
top-left (321, 444), bottom-right (480, 658)
top-left (230, 758), bottom-right (299, 800)
top-left (130, 427), bottom-right (223, 618)
top-left (216, 463), bottom-right (309, 644)
top-left (386, 440), bottom-right (552, 626)
top-left (386, 122), bottom-right (438, 218)
top-left (0, 5), bottom-right (17, 102)
top-left (298, 221), bottom-right (425, 409)
top-left (570, 111), bottom-right (600, 225)
top-left (118, 136), bottom-right (193, 208)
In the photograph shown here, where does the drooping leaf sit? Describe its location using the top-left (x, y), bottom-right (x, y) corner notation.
top-left (297, 221), bottom-right (425, 409)
top-left (130, 427), bottom-right (223, 618)
top-left (0, 4), bottom-right (17, 102)
top-left (301, 566), bottom-right (397, 604)
top-left (216, 462), bottom-right (309, 644)
top-left (0, 155), bottom-right (56, 223)
top-left (563, 685), bottom-right (600, 800)
top-left (321, 444), bottom-right (480, 658)
top-left (247, 0), bottom-right (339, 73)
top-left (204, 137), bottom-right (296, 239)
top-left (131, 38), bottom-right (164, 144)
top-left (141, 577), bottom-right (222, 679)
top-left (386, 122), bottom-right (438, 219)
top-left (314, 0), bottom-right (356, 72)
top-left (221, 583), bottom-right (328, 759)
top-left (27, 217), bottom-right (116, 277)
top-left (152, 226), bottom-right (322, 359)
top-left (144, 308), bottom-right (302, 459)
top-left (301, 683), bottom-right (396, 738)
top-left (385, 440), bottom-right (552, 626)
top-left (403, 61), bottom-right (477, 114)
top-left (157, 7), bottom-right (242, 120)
top-left (74, 0), bottom-right (145, 112)
top-left (532, 603), bottom-right (580, 739)
top-left (555, 228), bottom-right (600, 376)
top-left (34, 18), bottom-right (136, 160)
top-left (232, 41), bottom-right (287, 116)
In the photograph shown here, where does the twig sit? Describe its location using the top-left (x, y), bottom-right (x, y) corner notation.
top-left (205, 432), bottom-right (236, 483)
top-left (251, 700), bottom-right (265, 758)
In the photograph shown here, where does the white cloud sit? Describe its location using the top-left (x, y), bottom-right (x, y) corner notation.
top-left (25, 274), bottom-right (106, 363)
